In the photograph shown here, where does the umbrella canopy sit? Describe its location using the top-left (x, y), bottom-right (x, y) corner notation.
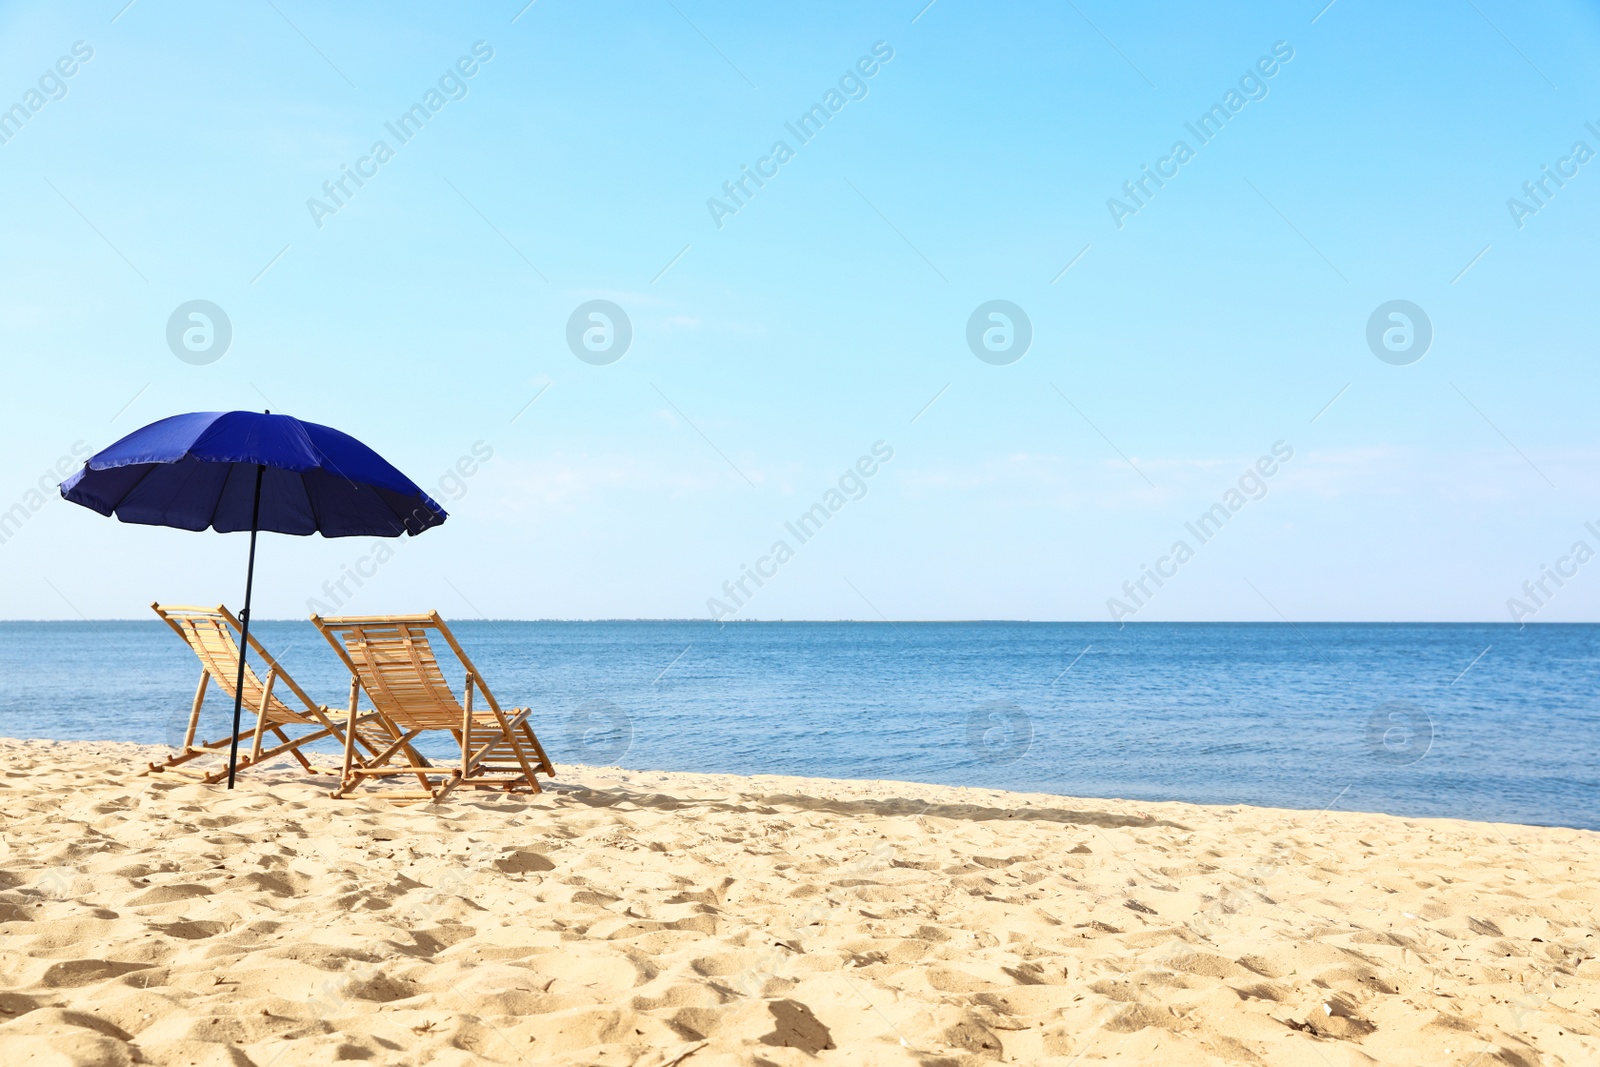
top-left (60, 410), bottom-right (447, 788)
top-left (61, 410), bottom-right (446, 536)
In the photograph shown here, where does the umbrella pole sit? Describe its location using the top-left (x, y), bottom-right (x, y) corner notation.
top-left (225, 464), bottom-right (266, 789)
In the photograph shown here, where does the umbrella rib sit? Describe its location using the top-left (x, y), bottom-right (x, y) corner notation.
top-left (298, 420), bottom-right (441, 531)
top-left (308, 437), bottom-right (369, 496)
top-left (90, 460), bottom-right (181, 523)
top-left (308, 468), bottom-right (414, 537)
top-left (306, 440), bottom-right (404, 534)
top-left (380, 485), bottom-right (417, 536)
top-left (105, 462), bottom-right (165, 518)
top-left (302, 422), bottom-right (431, 511)
top-left (205, 464), bottom-right (238, 533)
top-left (301, 471), bottom-right (324, 534)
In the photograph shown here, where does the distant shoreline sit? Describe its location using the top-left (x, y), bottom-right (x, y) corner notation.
top-left (3, 619), bottom-right (1599, 625)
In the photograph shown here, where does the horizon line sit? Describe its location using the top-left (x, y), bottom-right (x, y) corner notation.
top-left (0, 617), bottom-right (1582, 625)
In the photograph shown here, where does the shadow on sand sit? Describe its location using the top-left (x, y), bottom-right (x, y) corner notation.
top-left (539, 782), bottom-right (1189, 831)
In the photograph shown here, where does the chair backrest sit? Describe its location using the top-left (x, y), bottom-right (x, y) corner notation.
top-left (152, 603), bottom-right (316, 725)
top-left (312, 612), bottom-right (499, 731)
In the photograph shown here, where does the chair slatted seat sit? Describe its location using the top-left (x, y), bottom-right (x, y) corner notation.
top-left (312, 611), bottom-right (554, 803)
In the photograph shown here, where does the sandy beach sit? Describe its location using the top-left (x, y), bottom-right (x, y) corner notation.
top-left (0, 738), bottom-right (1594, 1066)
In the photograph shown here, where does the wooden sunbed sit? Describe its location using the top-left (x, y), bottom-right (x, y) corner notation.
top-left (147, 603), bottom-right (412, 784)
top-left (310, 611), bottom-right (554, 803)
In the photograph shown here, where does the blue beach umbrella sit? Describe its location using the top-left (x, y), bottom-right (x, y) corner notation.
top-left (60, 410), bottom-right (447, 787)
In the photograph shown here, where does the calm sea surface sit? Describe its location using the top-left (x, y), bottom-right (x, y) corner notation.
top-left (0, 621), bottom-right (1595, 829)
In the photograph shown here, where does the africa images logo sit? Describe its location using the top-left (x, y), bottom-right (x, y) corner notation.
top-left (1365, 300), bottom-right (1431, 366)
top-left (966, 301), bottom-right (1032, 365)
top-left (566, 300), bottom-right (632, 365)
top-left (165, 300), bottom-right (232, 365)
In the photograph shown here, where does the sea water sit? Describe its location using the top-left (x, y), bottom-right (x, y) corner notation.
top-left (0, 620), bottom-right (1594, 829)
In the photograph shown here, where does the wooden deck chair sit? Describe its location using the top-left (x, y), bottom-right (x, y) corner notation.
top-left (148, 603), bottom-right (414, 784)
top-left (311, 611), bottom-right (554, 803)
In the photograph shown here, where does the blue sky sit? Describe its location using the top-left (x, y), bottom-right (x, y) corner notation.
top-left (2, 0), bottom-right (1598, 622)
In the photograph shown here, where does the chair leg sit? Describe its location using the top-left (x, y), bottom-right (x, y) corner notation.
top-left (519, 719), bottom-right (555, 778)
top-left (248, 671), bottom-right (277, 765)
top-left (182, 670), bottom-right (209, 751)
top-left (461, 676), bottom-right (474, 780)
top-left (143, 744), bottom-right (214, 776)
top-left (340, 678), bottom-right (360, 787)
top-left (431, 770), bottom-right (464, 804)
